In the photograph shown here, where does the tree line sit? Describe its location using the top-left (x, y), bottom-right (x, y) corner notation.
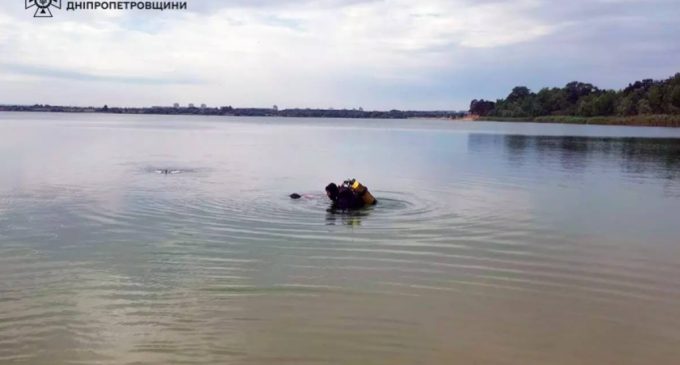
top-left (470, 73), bottom-right (680, 118)
top-left (0, 105), bottom-right (466, 119)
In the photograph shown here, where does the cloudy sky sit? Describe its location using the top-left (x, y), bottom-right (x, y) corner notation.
top-left (0, 0), bottom-right (678, 110)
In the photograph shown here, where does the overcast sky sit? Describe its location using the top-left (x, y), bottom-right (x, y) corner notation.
top-left (0, 0), bottom-right (678, 110)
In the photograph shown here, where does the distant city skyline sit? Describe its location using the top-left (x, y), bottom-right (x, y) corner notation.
top-left (0, 102), bottom-right (465, 113)
top-left (0, 0), bottom-right (678, 110)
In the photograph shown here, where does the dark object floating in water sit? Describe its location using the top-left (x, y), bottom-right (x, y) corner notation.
top-left (155, 169), bottom-right (181, 174)
top-left (290, 194), bottom-right (315, 199)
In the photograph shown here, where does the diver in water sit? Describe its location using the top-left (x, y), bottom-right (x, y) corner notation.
top-left (289, 180), bottom-right (376, 210)
top-left (325, 180), bottom-right (377, 210)
top-left (325, 183), bottom-right (364, 210)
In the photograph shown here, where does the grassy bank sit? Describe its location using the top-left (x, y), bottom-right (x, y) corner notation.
top-left (477, 115), bottom-right (680, 128)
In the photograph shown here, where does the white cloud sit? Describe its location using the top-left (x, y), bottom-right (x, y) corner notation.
top-left (0, 0), bottom-right (676, 109)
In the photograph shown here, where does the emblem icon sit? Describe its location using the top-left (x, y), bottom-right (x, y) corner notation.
top-left (26, 0), bottom-right (62, 18)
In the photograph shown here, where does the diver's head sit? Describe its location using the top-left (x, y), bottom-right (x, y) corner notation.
top-left (325, 183), bottom-right (339, 201)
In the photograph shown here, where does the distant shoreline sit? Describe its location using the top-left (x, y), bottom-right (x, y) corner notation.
top-left (477, 115), bottom-right (680, 128)
top-left (0, 106), bottom-right (466, 120)
top-left (2, 109), bottom-right (679, 128)
top-left (468, 72), bottom-right (680, 128)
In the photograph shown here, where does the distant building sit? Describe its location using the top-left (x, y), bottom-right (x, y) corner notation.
top-left (174, 103), bottom-right (179, 109)
top-left (201, 104), bottom-right (207, 109)
top-left (273, 105), bottom-right (278, 111)
top-left (188, 103), bottom-right (195, 108)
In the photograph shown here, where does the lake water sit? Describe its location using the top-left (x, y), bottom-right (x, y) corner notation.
top-left (1, 112), bottom-right (680, 365)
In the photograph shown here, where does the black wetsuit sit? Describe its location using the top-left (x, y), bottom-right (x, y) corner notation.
top-left (333, 187), bottom-right (365, 210)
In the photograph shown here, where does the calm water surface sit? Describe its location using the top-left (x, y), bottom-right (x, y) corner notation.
top-left (1, 113), bottom-right (680, 365)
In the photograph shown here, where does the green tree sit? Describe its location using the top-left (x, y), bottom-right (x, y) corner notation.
top-left (535, 88), bottom-right (552, 114)
top-left (671, 86), bottom-right (680, 108)
top-left (577, 96), bottom-right (595, 117)
top-left (470, 99), bottom-right (495, 116)
top-left (507, 87), bottom-right (531, 103)
top-left (617, 96), bottom-right (637, 116)
top-left (673, 73), bottom-right (680, 86)
top-left (637, 99), bottom-right (652, 115)
top-left (470, 72), bottom-right (680, 118)
top-left (648, 86), bottom-right (662, 112)
top-left (594, 93), bottom-right (616, 116)
top-left (565, 82), bottom-right (597, 104)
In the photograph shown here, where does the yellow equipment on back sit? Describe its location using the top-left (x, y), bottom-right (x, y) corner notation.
top-left (350, 180), bottom-right (376, 205)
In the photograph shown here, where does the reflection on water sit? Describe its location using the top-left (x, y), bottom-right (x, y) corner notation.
top-left (325, 206), bottom-right (375, 226)
top-left (1, 113), bottom-right (680, 365)
top-left (472, 134), bottom-right (680, 180)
